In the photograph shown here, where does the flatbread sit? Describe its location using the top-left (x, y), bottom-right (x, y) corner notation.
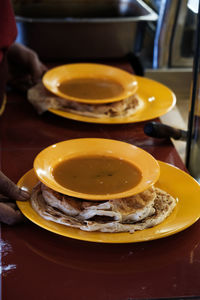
top-left (41, 183), bottom-right (156, 223)
top-left (27, 82), bottom-right (143, 117)
top-left (30, 183), bottom-right (177, 233)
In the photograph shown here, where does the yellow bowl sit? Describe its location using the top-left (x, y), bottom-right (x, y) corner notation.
top-left (33, 138), bottom-right (160, 200)
top-left (42, 63), bottom-right (138, 104)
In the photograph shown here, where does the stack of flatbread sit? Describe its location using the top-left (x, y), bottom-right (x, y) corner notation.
top-left (30, 182), bottom-right (177, 233)
top-left (27, 82), bottom-right (143, 117)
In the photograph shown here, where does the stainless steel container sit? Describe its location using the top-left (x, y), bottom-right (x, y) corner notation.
top-left (14, 0), bottom-right (157, 60)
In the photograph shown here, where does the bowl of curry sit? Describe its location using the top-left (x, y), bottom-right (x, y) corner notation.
top-left (33, 138), bottom-right (160, 200)
top-left (42, 63), bottom-right (138, 104)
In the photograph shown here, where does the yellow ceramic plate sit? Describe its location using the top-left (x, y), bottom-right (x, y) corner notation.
top-left (33, 138), bottom-right (160, 200)
top-left (43, 63), bottom-right (138, 104)
top-left (48, 75), bottom-right (176, 123)
top-left (17, 161), bottom-right (200, 243)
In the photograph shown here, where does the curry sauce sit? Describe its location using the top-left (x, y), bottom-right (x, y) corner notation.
top-left (58, 78), bottom-right (124, 100)
top-left (52, 155), bottom-right (142, 195)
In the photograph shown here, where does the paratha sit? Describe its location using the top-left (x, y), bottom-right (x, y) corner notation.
top-left (27, 82), bottom-right (143, 118)
top-left (30, 183), bottom-right (177, 233)
top-left (41, 183), bottom-right (156, 222)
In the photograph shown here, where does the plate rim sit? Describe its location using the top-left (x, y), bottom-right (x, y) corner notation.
top-left (17, 161), bottom-right (200, 243)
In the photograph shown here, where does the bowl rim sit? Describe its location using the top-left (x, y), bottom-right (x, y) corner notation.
top-left (42, 63), bottom-right (139, 104)
top-left (33, 138), bottom-right (160, 200)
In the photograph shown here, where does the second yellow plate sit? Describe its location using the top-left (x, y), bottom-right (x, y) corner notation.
top-left (48, 76), bottom-right (176, 124)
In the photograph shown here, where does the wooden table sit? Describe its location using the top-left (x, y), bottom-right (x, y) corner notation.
top-left (1, 61), bottom-right (200, 300)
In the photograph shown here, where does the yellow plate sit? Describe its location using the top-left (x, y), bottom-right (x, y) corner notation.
top-left (17, 161), bottom-right (200, 243)
top-left (33, 138), bottom-right (160, 200)
top-left (42, 63), bottom-right (138, 104)
top-left (48, 75), bottom-right (176, 123)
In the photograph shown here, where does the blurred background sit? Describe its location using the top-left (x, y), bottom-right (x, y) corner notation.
top-left (12, 0), bottom-right (196, 68)
top-left (12, 0), bottom-right (196, 163)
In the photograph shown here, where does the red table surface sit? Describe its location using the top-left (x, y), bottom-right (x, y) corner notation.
top-left (1, 61), bottom-right (200, 300)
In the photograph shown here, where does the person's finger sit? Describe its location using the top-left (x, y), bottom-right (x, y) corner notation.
top-left (0, 171), bottom-right (29, 201)
top-left (8, 42), bottom-right (47, 84)
top-left (18, 189), bottom-right (30, 200)
top-left (0, 202), bottom-right (25, 225)
top-left (26, 50), bottom-right (47, 83)
top-left (4, 202), bottom-right (16, 209)
top-left (0, 194), bottom-right (9, 202)
top-left (29, 57), bottom-right (47, 83)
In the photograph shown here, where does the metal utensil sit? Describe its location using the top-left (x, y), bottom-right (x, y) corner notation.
top-left (144, 121), bottom-right (188, 141)
top-left (15, 0), bottom-right (157, 60)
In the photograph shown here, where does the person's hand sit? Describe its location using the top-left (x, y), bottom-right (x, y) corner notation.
top-left (7, 42), bottom-right (47, 92)
top-left (0, 171), bottom-right (29, 225)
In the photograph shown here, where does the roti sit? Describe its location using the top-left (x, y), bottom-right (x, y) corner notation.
top-left (30, 183), bottom-right (177, 233)
top-left (27, 82), bottom-right (143, 117)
